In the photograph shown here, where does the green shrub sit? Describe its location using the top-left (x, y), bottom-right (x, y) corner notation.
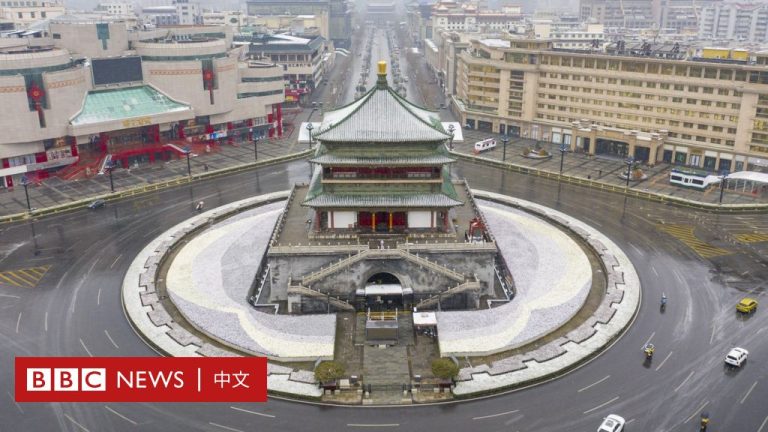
top-left (431, 358), bottom-right (459, 379)
top-left (315, 361), bottom-right (345, 383)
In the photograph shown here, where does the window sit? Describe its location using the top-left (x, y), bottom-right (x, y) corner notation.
top-left (18, 12), bottom-right (22, 18)
top-left (701, 100), bottom-right (711, 106)
top-left (41, 11), bottom-right (45, 17)
top-left (716, 101), bottom-right (727, 108)
top-left (713, 126), bottom-right (723, 132)
top-left (672, 97), bottom-right (683, 103)
top-left (698, 124), bottom-right (708, 130)
top-left (689, 86), bottom-right (698, 92)
top-left (674, 84), bottom-right (684, 91)
top-left (646, 82), bottom-right (656, 88)
top-left (704, 68), bottom-right (718, 79)
top-left (660, 83), bottom-right (670, 89)
top-left (669, 120), bottom-right (680, 126)
top-left (703, 87), bottom-right (714, 94)
top-left (686, 98), bottom-right (697, 105)
top-left (684, 122), bottom-right (694, 128)
top-left (728, 128), bottom-right (737, 134)
top-left (732, 103), bottom-right (741, 109)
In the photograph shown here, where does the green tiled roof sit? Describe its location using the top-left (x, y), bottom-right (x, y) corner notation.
top-left (302, 193), bottom-right (463, 208)
top-left (71, 85), bottom-right (191, 126)
top-left (309, 154), bottom-right (456, 166)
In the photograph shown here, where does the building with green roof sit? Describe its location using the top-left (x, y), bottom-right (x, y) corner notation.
top-left (303, 61), bottom-right (462, 234)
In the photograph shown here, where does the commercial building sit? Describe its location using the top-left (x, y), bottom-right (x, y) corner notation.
top-left (202, 10), bottom-right (247, 30)
top-left (430, 1), bottom-right (523, 33)
top-left (94, 2), bottom-right (135, 17)
top-left (454, 37), bottom-right (768, 173)
top-left (579, 0), bottom-right (718, 31)
top-left (0, 18), bottom-right (284, 188)
top-left (242, 33), bottom-right (330, 106)
top-left (699, 1), bottom-right (768, 43)
top-left (0, 0), bottom-right (64, 29)
top-left (140, 0), bottom-right (202, 27)
top-left (245, 0), bottom-right (351, 48)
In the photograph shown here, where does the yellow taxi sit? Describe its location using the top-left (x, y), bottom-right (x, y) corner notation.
top-left (736, 298), bottom-right (758, 313)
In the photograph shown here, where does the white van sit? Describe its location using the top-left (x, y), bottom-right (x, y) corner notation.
top-left (473, 138), bottom-right (497, 154)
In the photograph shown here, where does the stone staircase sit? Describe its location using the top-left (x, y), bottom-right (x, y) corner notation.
top-left (287, 281), bottom-right (355, 311)
top-left (415, 276), bottom-right (482, 309)
top-left (300, 247), bottom-right (466, 287)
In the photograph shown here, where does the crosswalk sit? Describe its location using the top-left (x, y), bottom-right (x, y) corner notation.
top-left (655, 224), bottom-right (731, 259)
top-left (0, 265), bottom-right (52, 288)
top-left (733, 233), bottom-right (768, 244)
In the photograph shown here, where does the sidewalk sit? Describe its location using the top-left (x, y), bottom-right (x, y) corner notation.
top-left (453, 127), bottom-right (768, 206)
top-left (0, 110), bottom-right (321, 217)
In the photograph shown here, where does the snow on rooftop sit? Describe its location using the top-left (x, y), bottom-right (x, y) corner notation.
top-left (480, 38), bottom-right (510, 48)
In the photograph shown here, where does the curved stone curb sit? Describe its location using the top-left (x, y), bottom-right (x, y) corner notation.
top-left (121, 190), bottom-right (322, 399)
top-left (453, 152), bottom-right (768, 212)
top-left (0, 149), bottom-right (312, 225)
top-left (451, 190), bottom-right (640, 397)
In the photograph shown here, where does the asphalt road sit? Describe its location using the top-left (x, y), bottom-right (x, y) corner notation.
top-left (1, 158), bottom-right (767, 432)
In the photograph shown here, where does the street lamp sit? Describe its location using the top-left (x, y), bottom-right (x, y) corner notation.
top-left (306, 122), bottom-right (314, 149)
top-left (447, 123), bottom-right (455, 151)
top-left (20, 175), bottom-right (32, 213)
top-left (253, 135), bottom-right (260, 161)
top-left (624, 156), bottom-right (635, 188)
top-left (719, 173), bottom-right (729, 204)
top-left (106, 161), bottom-right (115, 192)
top-left (559, 143), bottom-right (568, 174)
top-left (502, 136), bottom-right (509, 162)
top-left (183, 146), bottom-right (192, 178)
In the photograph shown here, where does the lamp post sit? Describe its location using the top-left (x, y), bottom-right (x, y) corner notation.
top-left (306, 122), bottom-right (314, 149)
top-left (719, 173), bottom-right (729, 204)
top-left (106, 161), bottom-right (115, 192)
top-left (183, 146), bottom-right (192, 178)
top-left (502, 136), bottom-right (509, 162)
top-left (20, 175), bottom-right (31, 213)
top-left (447, 124), bottom-right (455, 151)
top-left (624, 156), bottom-right (635, 188)
top-left (559, 143), bottom-right (568, 174)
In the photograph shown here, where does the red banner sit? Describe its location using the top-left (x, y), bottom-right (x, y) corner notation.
top-left (15, 357), bottom-right (267, 402)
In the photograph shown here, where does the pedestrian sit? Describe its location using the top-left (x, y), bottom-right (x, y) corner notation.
top-left (598, 169), bottom-right (602, 177)
top-left (587, 175), bottom-right (591, 180)
top-left (379, 239), bottom-right (384, 249)
top-left (203, 163), bottom-right (209, 172)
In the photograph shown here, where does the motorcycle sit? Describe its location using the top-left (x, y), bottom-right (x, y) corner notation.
top-left (644, 343), bottom-right (655, 359)
top-left (661, 294), bottom-right (667, 311)
top-left (195, 201), bottom-right (205, 212)
top-left (700, 412), bottom-right (710, 431)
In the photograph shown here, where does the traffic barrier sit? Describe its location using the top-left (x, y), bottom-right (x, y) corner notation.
top-left (453, 152), bottom-right (768, 213)
top-left (0, 150), bottom-right (312, 225)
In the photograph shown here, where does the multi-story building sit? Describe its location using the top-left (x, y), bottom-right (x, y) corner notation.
top-left (245, 0), bottom-right (351, 48)
top-left (454, 37), bottom-right (768, 173)
top-left (141, 0), bottom-right (202, 27)
top-left (0, 0), bottom-right (65, 29)
top-left (533, 21), bottom-right (605, 51)
top-left (699, 1), bottom-right (768, 43)
top-left (430, 1), bottom-right (523, 33)
top-left (581, 0), bottom-right (719, 31)
top-left (94, 2), bottom-right (135, 16)
top-left (243, 33), bottom-right (330, 106)
top-left (0, 19), bottom-right (284, 189)
top-left (202, 10), bottom-right (247, 30)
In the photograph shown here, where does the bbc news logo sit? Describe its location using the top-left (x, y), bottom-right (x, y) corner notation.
top-left (16, 357), bottom-right (267, 402)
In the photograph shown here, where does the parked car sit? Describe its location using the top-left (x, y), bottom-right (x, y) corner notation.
top-left (87, 199), bottom-right (106, 209)
top-left (597, 414), bottom-right (625, 432)
top-left (736, 297), bottom-right (758, 313)
top-left (725, 347), bottom-right (749, 367)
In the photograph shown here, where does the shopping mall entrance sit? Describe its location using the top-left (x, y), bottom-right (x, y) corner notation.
top-left (595, 138), bottom-right (629, 158)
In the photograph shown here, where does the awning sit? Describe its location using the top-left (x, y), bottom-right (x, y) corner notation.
top-left (355, 284), bottom-right (413, 296)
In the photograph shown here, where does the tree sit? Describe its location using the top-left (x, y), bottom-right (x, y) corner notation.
top-left (315, 361), bottom-right (345, 383)
top-left (431, 358), bottom-right (459, 380)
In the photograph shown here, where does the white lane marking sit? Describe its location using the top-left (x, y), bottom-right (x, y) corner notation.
top-left (655, 351), bottom-right (674, 371)
top-left (674, 371), bottom-right (695, 392)
top-left (651, 266), bottom-right (659, 277)
top-left (642, 332), bottom-right (656, 348)
top-left (578, 375), bottom-right (610, 393)
top-left (583, 396), bottom-right (619, 414)
top-left (673, 270), bottom-right (684, 284)
top-left (684, 401), bottom-right (709, 423)
top-left (70, 258), bottom-right (100, 315)
top-left (472, 409), bottom-right (519, 420)
top-left (209, 422), bottom-right (244, 432)
top-left (626, 418), bottom-right (636, 425)
top-left (347, 424), bottom-right (400, 428)
top-left (15, 311), bottom-right (21, 333)
top-left (44, 311), bottom-right (48, 332)
top-left (709, 325), bottom-right (717, 345)
top-left (64, 414), bottom-right (90, 432)
top-left (97, 288), bottom-right (101, 306)
top-left (628, 242), bottom-right (644, 257)
top-left (110, 254), bottom-right (122, 269)
top-left (740, 381), bottom-right (758, 404)
top-left (758, 415), bottom-right (768, 432)
top-left (105, 405), bottom-right (137, 425)
top-left (79, 338), bottom-right (93, 357)
top-left (0, 293), bottom-right (20, 299)
top-left (230, 406), bottom-right (276, 418)
top-left (104, 330), bottom-right (119, 349)
top-left (7, 391), bottom-right (23, 413)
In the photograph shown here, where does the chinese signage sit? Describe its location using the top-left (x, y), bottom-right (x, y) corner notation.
top-left (121, 117), bottom-right (153, 128)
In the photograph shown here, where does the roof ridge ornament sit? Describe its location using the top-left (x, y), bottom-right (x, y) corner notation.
top-left (377, 61), bottom-right (387, 89)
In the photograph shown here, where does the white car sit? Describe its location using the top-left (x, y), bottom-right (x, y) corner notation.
top-left (725, 347), bottom-right (749, 367)
top-left (598, 414), bottom-right (626, 432)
